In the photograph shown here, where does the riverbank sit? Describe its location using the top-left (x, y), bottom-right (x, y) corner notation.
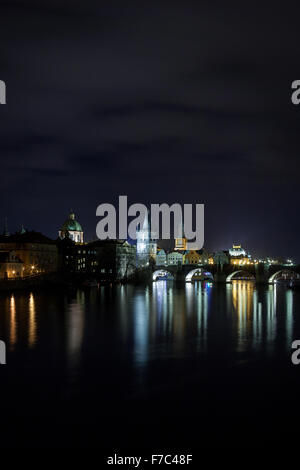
top-left (0, 268), bottom-right (153, 292)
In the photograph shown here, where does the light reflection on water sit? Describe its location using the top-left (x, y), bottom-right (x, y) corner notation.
top-left (0, 281), bottom-right (298, 366)
top-left (286, 289), bottom-right (293, 349)
top-left (28, 293), bottom-right (36, 348)
top-left (1, 281), bottom-right (300, 451)
top-left (9, 295), bottom-right (17, 350)
top-left (66, 290), bottom-right (85, 371)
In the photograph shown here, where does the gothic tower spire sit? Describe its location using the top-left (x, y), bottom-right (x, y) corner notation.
top-left (3, 217), bottom-right (9, 236)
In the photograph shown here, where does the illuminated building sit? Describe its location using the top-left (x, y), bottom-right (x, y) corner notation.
top-left (174, 236), bottom-right (187, 251)
top-left (58, 237), bottom-right (136, 280)
top-left (115, 241), bottom-right (136, 279)
top-left (156, 248), bottom-right (167, 266)
top-left (285, 259), bottom-right (294, 266)
top-left (0, 251), bottom-right (23, 279)
top-left (59, 211), bottom-right (84, 243)
top-left (174, 223), bottom-right (187, 251)
top-left (167, 251), bottom-right (183, 265)
top-left (136, 214), bottom-right (150, 267)
top-left (184, 250), bottom-right (200, 264)
top-left (229, 244), bottom-right (246, 257)
top-left (229, 244), bottom-right (251, 265)
top-left (0, 230), bottom-right (58, 275)
top-left (198, 248), bottom-right (210, 264)
top-left (149, 238), bottom-right (157, 262)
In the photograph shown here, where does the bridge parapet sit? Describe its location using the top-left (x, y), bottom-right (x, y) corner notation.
top-left (152, 263), bottom-right (300, 283)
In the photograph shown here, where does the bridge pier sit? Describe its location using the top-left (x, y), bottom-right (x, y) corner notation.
top-left (213, 272), bottom-right (227, 283)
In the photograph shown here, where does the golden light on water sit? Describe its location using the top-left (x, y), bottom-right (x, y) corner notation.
top-left (28, 293), bottom-right (36, 348)
top-left (9, 295), bottom-right (17, 350)
top-left (232, 281), bottom-right (256, 352)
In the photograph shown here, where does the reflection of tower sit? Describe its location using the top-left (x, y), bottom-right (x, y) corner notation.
top-left (67, 291), bottom-right (85, 370)
top-left (136, 213), bottom-right (150, 267)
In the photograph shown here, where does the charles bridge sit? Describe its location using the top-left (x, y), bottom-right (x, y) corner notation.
top-left (152, 263), bottom-right (300, 284)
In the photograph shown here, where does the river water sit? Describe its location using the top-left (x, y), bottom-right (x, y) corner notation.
top-left (0, 280), bottom-right (299, 449)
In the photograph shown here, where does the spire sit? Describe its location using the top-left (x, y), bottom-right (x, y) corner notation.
top-left (3, 217), bottom-right (9, 236)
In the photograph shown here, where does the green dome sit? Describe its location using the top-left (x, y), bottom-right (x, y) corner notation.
top-left (61, 212), bottom-right (83, 232)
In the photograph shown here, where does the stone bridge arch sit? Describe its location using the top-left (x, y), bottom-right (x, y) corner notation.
top-left (268, 270), bottom-right (300, 284)
top-left (226, 270), bottom-right (256, 282)
top-left (185, 268), bottom-right (214, 283)
top-left (152, 269), bottom-right (175, 281)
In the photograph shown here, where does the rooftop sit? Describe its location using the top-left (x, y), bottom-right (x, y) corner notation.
top-left (0, 230), bottom-right (56, 245)
top-left (60, 211), bottom-right (83, 233)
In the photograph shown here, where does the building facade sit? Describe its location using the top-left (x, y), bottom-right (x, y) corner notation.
top-left (174, 236), bottom-right (187, 251)
top-left (229, 244), bottom-right (251, 265)
top-left (167, 251), bottom-right (183, 266)
top-left (149, 238), bottom-right (157, 262)
top-left (86, 239), bottom-right (136, 281)
top-left (0, 231), bottom-right (58, 275)
top-left (156, 248), bottom-right (167, 266)
top-left (198, 248), bottom-right (210, 265)
top-left (213, 250), bottom-right (229, 267)
top-left (136, 215), bottom-right (150, 267)
top-left (56, 237), bottom-right (87, 273)
top-left (184, 250), bottom-right (201, 265)
top-left (0, 251), bottom-right (24, 279)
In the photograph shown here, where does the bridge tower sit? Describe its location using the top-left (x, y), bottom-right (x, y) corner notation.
top-left (174, 222), bottom-right (187, 251)
top-left (136, 213), bottom-right (150, 267)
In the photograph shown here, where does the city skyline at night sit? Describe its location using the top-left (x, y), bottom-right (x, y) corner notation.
top-left (1, 0), bottom-right (300, 454)
top-left (1, 2), bottom-right (300, 262)
top-left (0, 207), bottom-right (297, 264)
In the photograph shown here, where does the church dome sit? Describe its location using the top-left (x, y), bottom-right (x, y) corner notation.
top-left (60, 212), bottom-right (83, 232)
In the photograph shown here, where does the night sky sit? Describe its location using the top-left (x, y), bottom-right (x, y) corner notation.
top-left (1, 1), bottom-right (300, 260)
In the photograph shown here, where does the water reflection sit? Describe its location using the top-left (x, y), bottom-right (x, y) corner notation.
top-left (28, 293), bottom-right (36, 348)
top-left (9, 295), bottom-right (17, 350)
top-left (133, 291), bottom-right (149, 364)
top-left (230, 281), bottom-right (296, 353)
top-left (150, 281), bottom-right (210, 356)
top-left (66, 290), bottom-right (85, 370)
top-left (252, 291), bottom-right (262, 347)
top-left (286, 289), bottom-right (293, 349)
top-left (266, 285), bottom-right (277, 348)
top-left (232, 281), bottom-right (255, 352)
top-left (0, 282), bottom-right (298, 363)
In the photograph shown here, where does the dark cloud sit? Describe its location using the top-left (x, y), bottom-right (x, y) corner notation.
top-left (0, 1), bottom-right (300, 259)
